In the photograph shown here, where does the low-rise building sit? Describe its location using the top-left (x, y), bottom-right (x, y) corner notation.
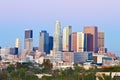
top-left (74, 52), bottom-right (93, 64)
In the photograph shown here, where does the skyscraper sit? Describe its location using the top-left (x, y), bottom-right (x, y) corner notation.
top-left (98, 31), bottom-right (104, 48)
top-left (53, 20), bottom-right (62, 51)
top-left (63, 26), bottom-right (72, 51)
top-left (71, 32), bottom-right (86, 52)
top-left (84, 26), bottom-right (98, 52)
top-left (39, 30), bottom-right (49, 54)
top-left (15, 38), bottom-right (21, 55)
top-left (24, 29), bottom-right (33, 51)
top-left (49, 36), bottom-right (53, 51)
top-left (10, 47), bottom-right (18, 55)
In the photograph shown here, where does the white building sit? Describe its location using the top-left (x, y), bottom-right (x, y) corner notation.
top-left (24, 29), bottom-right (33, 51)
top-left (62, 26), bottom-right (72, 51)
top-left (26, 55), bottom-right (34, 62)
top-left (54, 51), bottom-right (63, 62)
top-left (53, 20), bottom-right (62, 51)
top-left (76, 32), bottom-right (85, 52)
top-left (0, 47), bottom-right (10, 59)
top-left (15, 38), bottom-right (22, 56)
top-left (92, 53), bottom-right (112, 65)
top-left (71, 32), bottom-right (86, 52)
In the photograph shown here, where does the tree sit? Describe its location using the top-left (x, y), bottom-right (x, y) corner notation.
top-left (23, 75), bottom-right (39, 80)
top-left (11, 68), bottom-right (27, 78)
top-left (7, 64), bottom-right (15, 73)
top-left (0, 72), bottom-right (8, 80)
top-left (41, 59), bottom-right (53, 73)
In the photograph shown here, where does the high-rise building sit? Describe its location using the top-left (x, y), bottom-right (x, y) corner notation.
top-left (15, 38), bottom-right (21, 55)
top-left (10, 47), bottom-right (18, 55)
top-left (49, 36), bottom-right (53, 51)
top-left (98, 31), bottom-right (104, 48)
top-left (33, 47), bottom-right (38, 52)
top-left (1, 47), bottom-right (10, 55)
top-left (39, 30), bottom-right (49, 54)
top-left (71, 32), bottom-right (86, 52)
top-left (24, 29), bottom-right (33, 51)
top-left (53, 20), bottom-right (62, 51)
top-left (84, 26), bottom-right (98, 52)
top-left (63, 26), bottom-right (72, 51)
top-left (0, 47), bottom-right (1, 55)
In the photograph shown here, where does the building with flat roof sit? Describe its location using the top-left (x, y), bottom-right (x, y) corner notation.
top-left (24, 29), bottom-right (33, 51)
top-left (98, 31), bottom-right (104, 48)
top-left (63, 26), bottom-right (72, 51)
top-left (39, 31), bottom-right (49, 54)
top-left (84, 26), bottom-right (98, 52)
top-left (71, 32), bottom-right (86, 52)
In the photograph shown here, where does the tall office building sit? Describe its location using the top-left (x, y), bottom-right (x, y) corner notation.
top-left (24, 29), bottom-right (33, 51)
top-left (63, 26), bottom-right (72, 51)
top-left (71, 32), bottom-right (86, 52)
top-left (49, 36), bottom-right (53, 51)
top-left (0, 47), bottom-right (1, 55)
top-left (15, 38), bottom-right (21, 55)
top-left (10, 47), bottom-right (18, 55)
top-left (84, 26), bottom-right (98, 52)
top-left (53, 20), bottom-right (62, 51)
top-left (39, 31), bottom-right (49, 54)
top-left (98, 31), bottom-right (104, 48)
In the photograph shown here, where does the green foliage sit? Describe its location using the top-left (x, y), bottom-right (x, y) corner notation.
top-left (2, 62), bottom-right (120, 80)
top-left (16, 62), bottom-right (31, 69)
top-left (42, 59), bottom-right (53, 69)
top-left (22, 75), bottom-right (39, 80)
top-left (84, 72), bottom-right (96, 80)
top-left (113, 76), bottom-right (120, 80)
top-left (11, 68), bottom-right (27, 78)
top-left (9, 68), bottom-right (39, 80)
top-left (97, 66), bottom-right (120, 72)
top-left (0, 71), bottom-right (8, 80)
top-left (103, 74), bottom-right (111, 80)
top-left (40, 67), bottom-right (85, 80)
top-left (8, 75), bottom-right (39, 80)
top-left (41, 59), bottom-right (53, 73)
top-left (97, 74), bottom-right (111, 80)
top-left (74, 66), bottom-right (85, 72)
top-left (32, 68), bottom-right (42, 74)
top-left (7, 64), bottom-right (15, 73)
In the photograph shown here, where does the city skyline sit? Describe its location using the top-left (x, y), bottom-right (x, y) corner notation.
top-left (0, 0), bottom-right (120, 53)
top-left (0, 20), bottom-right (118, 53)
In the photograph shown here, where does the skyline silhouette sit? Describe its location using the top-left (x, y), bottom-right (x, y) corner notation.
top-left (0, 0), bottom-right (120, 53)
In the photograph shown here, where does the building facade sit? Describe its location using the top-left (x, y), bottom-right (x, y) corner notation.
top-left (10, 47), bottom-right (18, 55)
top-left (24, 29), bottom-right (33, 51)
top-left (63, 52), bottom-right (74, 63)
top-left (71, 32), bottom-right (86, 52)
top-left (39, 31), bottom-right (49, 54)
top-left (62, 26), bottom-right (72, 51)
top-left (84, 26), bottom-right (98, 52)
top-left (74, 52), bottom-right (93, 63)
top-left (98, 31), bottom-right (104, 48)
top-left (53, 20), bottom-right (62, 51)
top-left (49, 36), bottom-right (53, 51)
top-left (15, 38), bottom-right (21, 55)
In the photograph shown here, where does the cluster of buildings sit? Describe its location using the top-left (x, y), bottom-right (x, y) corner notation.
top-left (0, 20), bottom-right (118, 69)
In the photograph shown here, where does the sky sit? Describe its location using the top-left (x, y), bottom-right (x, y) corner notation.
top-left (0, 0), bottom-right (120, 54)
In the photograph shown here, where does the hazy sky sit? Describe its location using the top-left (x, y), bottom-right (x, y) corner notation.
top-left (0, 0), bottom-right (120, 54)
